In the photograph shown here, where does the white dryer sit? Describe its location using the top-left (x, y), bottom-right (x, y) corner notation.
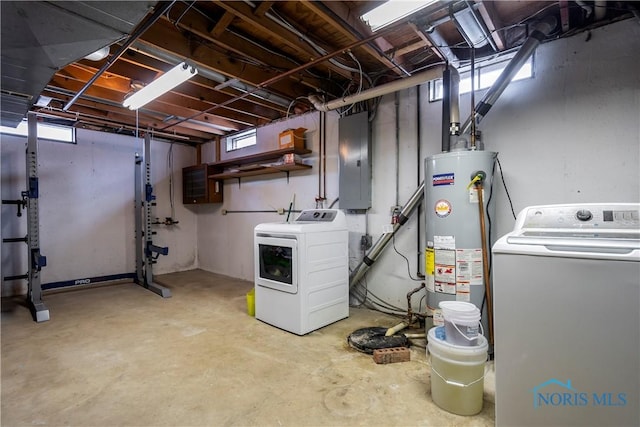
top-left (254, 209), bottom-right (349, 335)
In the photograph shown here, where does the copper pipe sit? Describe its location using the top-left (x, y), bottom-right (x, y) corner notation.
top-left (475, 181), bottom-right (494, 345)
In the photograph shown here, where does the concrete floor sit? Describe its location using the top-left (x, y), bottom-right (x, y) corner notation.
top-left (1, 269), bottom-right (495, 426)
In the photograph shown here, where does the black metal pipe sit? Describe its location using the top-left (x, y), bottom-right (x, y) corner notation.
top-left (4, 274), bottom-right (28, 281)
top-left (3, 237), bottom-right (28, 243)
top-left (63, 1), bottom-right (176, 111)
top-left (223, 209), bottom-right (301, 214)
top-left (416, 85), bottom-right (424, 279)
top-left (460, 16), bottom-right (557, 134)
top-left (406, 282), bottom-right (426, 325)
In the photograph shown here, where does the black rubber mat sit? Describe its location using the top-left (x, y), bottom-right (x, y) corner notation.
top-left (347, 327), bottom-right (410, 354)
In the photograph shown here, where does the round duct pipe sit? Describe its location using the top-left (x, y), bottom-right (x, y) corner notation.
top-left (459, 16), bottom-right (557, 135)
top-left (309, 65), bottom-right (445, 111)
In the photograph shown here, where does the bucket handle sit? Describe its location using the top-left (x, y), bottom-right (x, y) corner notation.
top-left (430, 365), bottom-right (484, 388)
top-left (450, 319), bottom-right (484, 342)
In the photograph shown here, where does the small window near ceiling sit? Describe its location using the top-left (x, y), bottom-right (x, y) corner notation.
top-left (0, 119), bottom-right (76, 144)
top-left (429, 55), bottom-right (534, 102)
top-left (225, 128), bottom-right (256, 152)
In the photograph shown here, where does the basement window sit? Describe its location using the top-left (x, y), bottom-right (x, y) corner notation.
top-left (0, 119), bottom-right (76, 144)
top-left (429, 55), bottom-right (534, 102)
top-left (225, 128), bottom-right (256, 152)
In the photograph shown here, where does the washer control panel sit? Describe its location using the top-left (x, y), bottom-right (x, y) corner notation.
top-left (518, 204), bottom-right (640, 230)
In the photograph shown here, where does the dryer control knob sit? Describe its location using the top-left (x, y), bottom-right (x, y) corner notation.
top-left (576, 209), bottom-right (593, 221)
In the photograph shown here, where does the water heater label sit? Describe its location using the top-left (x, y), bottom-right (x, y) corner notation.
top-left (432, 308), bottom-right (444, 326)
top-left (425, 248), bottom-right (435, 276)
top-left (433, 173), bottom-right (455, 186)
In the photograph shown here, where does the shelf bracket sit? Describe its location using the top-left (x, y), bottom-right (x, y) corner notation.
top-left (286, 171), bottom-right (290, 183)
top-left (236, 177), bottom-right (241, 188)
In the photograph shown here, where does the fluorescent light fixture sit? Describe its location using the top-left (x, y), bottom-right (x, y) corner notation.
top-left (361, 0), bottom-right (439, 31)
top-left (123, 62), bottom-right (197, 110)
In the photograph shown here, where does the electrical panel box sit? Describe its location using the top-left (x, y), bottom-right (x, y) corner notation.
top-left (339, 111), bottom-right (371, 210)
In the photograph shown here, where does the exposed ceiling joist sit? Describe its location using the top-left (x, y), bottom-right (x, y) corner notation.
top-left (213, 0), bottom-right (354, 80)
top-left (300, 1), bottom-right (406, 77)
top-left (2, 0), bottom-right (633, 144)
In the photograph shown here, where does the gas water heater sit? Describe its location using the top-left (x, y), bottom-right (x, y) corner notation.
top-left (425, 150), bottom-right (497, 337)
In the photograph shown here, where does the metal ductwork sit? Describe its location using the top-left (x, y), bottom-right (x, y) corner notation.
top-left (349, 182), bottom-right (426, 288)
top-left (309, 66), bottom-right (445, 112)
top-left (460, 16), bottom-right (557, 135)
top-left (441, 65), bottom-right (460, 152)
top-left (0, 1), bottom-right (156, 127)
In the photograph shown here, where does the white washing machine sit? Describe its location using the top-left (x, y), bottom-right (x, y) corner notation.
top-left (254, 209), bottom-right (349, 335)
top-left (492, 203), bottom-right (640, 426)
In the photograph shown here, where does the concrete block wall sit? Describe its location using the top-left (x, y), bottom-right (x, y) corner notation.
top-left (0, 130), bottom-right (198, 296)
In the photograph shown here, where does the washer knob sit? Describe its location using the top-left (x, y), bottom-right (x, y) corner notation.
top-left (576, 209), bottom-right (593, 221)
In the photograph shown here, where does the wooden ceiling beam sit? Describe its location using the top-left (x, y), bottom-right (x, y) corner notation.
top-left (210, 11), bottom-right (235, 38)
top-left (50, 74), bottom-right (127, 103)
top-left (47, 76), bottom-right (229, 135)
top-left (212, 0), bottom-right (353, 80)
top-left (37, 95), bottom-right (214, 141)
top-left (114, 53), bottom-right (288, 118)
top-left (477, 1), bottom-right (505, 50)
top-left (254, 1), bottom-right (275, 17)
top-left (408, 22), bottom-right (447, 63)
top-left (385, 39), bottom-right (429, 58)
top-left (138, 19), bottom-right (305, 101)
top-left (80, 59), bottom-right (274, 126)
top-left (52, 70), bottom-right (238, 131)
top-left (160, 10), bottom-right (328, 94)
top-left (57, 63), bottom-right (132, 93)
top-left (301, 1), bottom-right (405, 76)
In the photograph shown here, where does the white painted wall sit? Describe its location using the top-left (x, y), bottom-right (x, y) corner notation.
top-left (197, 19), bottom-right (640, 309)
top-left (196, 112), bottom-right (340, 281)
top-left (1, 129), bottom-right (198, 296)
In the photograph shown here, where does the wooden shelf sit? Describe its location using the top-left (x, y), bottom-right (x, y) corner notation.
top-left (210, 147), bottom-right (311, 169)
top-left (209, 162), bottom-right (311, 180)
top-left (207, 146), bottom-right (312, 181)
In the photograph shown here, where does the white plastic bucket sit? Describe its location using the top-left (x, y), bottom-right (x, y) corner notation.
top-left (427, 327), bottom-right (488, 416)
top-left (439, 301), bottom-right (481, 346)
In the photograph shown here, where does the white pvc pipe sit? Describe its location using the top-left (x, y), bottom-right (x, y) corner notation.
top-left (309, 65), bottom-right (446, 111)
